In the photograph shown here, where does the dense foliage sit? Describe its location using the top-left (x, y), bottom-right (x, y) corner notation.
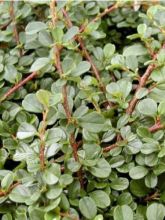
top-left (1, 0), bottom-right (165, 219)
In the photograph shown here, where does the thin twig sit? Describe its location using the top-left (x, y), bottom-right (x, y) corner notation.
top-left (10, 0), bottom-right (23, 56)
top-left (50, 0), bottom-right (71, 120)
top-left (62, 9), bottom-right (102, 85)
top-left (0, 71), bottom-right (37, 102)
top-left (103, 143), bottom-right (118, 152)
top-left (149, 121), bottom-right (164, 133)
top-left (0, 182), bottom-right (20, 197)
top-left (79, 3), bottom-right (118, 33)
top-left (62, 8), bottom-right (112, 107)
top-left (50, 0), bottom-right (83, 187)
top-left (126, 64), bottom-right (155, 114)
top-left (126, 43), bottom-right (165, 115)
top-left (39, 110), bottom-right (48, 170)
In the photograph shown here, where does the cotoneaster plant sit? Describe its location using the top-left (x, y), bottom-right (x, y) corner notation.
top-left (0, 0), bottom-right (165, 219)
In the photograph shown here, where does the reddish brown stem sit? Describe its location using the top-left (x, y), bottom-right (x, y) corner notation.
top-left (39, 144), bottom-right (45, 170)
top-left (61, 8), bottom-right (73, 28)
top-left (126, 44), bottom-right (165, 115)
top-left (51, 1), bottom-right (71, 120)
top-left (69, 133), bottom-right (84, 188)
top-left (62, 9), bottom-right (101, 84)
top-left (149, 121), bottom-right (164, 133)
top-left (62, 9), bottom-right (112, 107)
top-left (10, 1), bottom-right (23, 56)
top-left (79, 3), bottom-right (118, 33)
top-left (69, 133), bottom-right (79, 161)
top-left (126, 64), bottom-right (156, 115)
top-left (39, 110), bottom-right (48, 170)
top-left (0, 71), bottom-right (37, 102)
top-left (104, 121), bottom-right (164, 153)
top-left (78, 37), bottom-right (102, 84)
top-left (53, 45), bottom-right (71, 120)
top-left (50, 0), bottom-right (83, 187)
top-left (103, 143), bottom-right (117, 152)
top-left (62, 84), bottom-right (72, 121)
top-left (0, 182), bottom-right (20, 197)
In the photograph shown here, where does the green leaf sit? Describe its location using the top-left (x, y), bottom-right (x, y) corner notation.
top-left (114, 205), bottom-right (133, 220)
top-left (46, 185), bottom-right (62, 200)
top-left (158, 101), bottom-right (165, 115)
top-left (2, 213), bottom-right (12, 220)
top-left (137, 24), bottom-right (147, 36)
top-left (25, 21), bottom-right (47, 35)
top-left (36, 89), bottom-right (51, 108)
top-left (137, 126), bottom-right (152, 138)
top-left (71, 61), bottom-right (91, 76)
top-left (59, 174), bottom-right (73, 186)
top-left (44, 212), bottom-right (60, 220)
top-left (46, 143), bottom-right (61, 158)
top-left (79, 112), bottom-right (105, 133)
top-left (49, 93), bottom-right (62, 106)
top-left (129, 166), bottom-right (148, 179)
top-left (141, 142), bottom-right (159, 154)
top-left (117, 115), bottom-right (129, 129)
top-left (79, 197), bottom-right (97, 219)
top-left (9, 185), bottom-right (31, 203)
top-left (17, 123), bottom-right (37, 139)
top-left (146, 203), bottom-right (165, 220)
top-left (52, 27), bottom-right (64, 43)
top-left (22, 93), bottom-right (44, 113)
top-left (43, 169), bottom-right (59, 185)
top-left (63, 26), bottom-right (79, 42)
top-left (123, 44), bottom-right (148, 56)
top-left (125, 55), bottom-right (138, 71)
top-left (106, 79), bottom-right (132, 102)
top-left (30, 58), bottom-right (50, 72)
top-left (130, 179), bottom-right (150, 197)
top-left (109, 156), bottom-right (125, 168)
top-left (136, 88), bottom-right (148, 99)
top-left (145, 173), bottom-right (157, 188)
top-left (157, 49), bottom-right (165, 65)
top-left (4, 65), bottom-right (19, 83)
top-left (151, 67), bottom-right (165, 82)
top-left (94, 215), bottom-right (103, 220)
top-left (67, 158), bottom-right (81, 172)
top-left (89, 190), bottom-right (110, 208)
top-left (117, 192), bottom-right (132, 205)
top-left (38, 30), bottom-right (52, 47)
top-left (102, 129), bottom-right (116, 143)
top-left (73, 105), bottom-right (89, 118)
top-left (137, 98), bottom-right (157, 116)
top-left (103, 43), bottom-right (115, 58)
top-left (89, 158), bottom-right (111, 178)
top-left (29, 207), bottom-right (45, 220)
top-left (110, 177), bottom-right (129, 191)
top-left (1, 173), bottom-right (14, 190)
top-left (45, 128), bottom-right (66, 146)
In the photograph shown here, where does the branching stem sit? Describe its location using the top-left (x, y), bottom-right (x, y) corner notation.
top-left (0, 71), bottom-right (37, 102)
top-left (10, 1), bottom-right (23, 56)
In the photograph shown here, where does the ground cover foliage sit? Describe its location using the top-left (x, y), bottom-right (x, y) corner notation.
top-left (1, 0), bottom-right (165, 219)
